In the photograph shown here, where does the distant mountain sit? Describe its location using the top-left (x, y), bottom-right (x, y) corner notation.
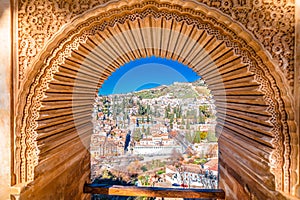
top-left (133, 79), bottom-right (209, 99)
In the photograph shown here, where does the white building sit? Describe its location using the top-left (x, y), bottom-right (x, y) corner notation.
top-left (165, 165), bottom-right (205, 187)
top-left (133, 132), bottom-right (183, 155)
top-left (133, 145), bottom-right (183, 155)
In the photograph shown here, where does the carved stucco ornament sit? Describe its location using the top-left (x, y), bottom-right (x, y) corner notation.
top-left (16, 0), bottom-right (294, 196)
top-left (18, 0), bottom-right (295, 87)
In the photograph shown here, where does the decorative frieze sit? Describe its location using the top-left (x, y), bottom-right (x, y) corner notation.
top-left (18, 0), bottom-right (295, 88)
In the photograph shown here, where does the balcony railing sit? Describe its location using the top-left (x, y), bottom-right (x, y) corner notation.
top-left (84, 183), bottom-right (225, 199)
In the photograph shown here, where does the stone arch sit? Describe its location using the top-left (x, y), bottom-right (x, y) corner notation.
top-left (15, 0), bottom-right (296, 199)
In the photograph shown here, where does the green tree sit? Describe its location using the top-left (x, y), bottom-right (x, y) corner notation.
top-left (178, 105), bottom-right (182, 118)
top-left (147, 104), bottom-right (151, 115)
top-left (199, 104), bottom-right (211, 118)
top-left (193, 131), bottom-right (201, 143)
top-left (181, 115), bottom-right (185, 125)
top-left (165, 103), bottom-right (171, 118)
top-left (173, 107), bottom-right (177, 117)
top-left (138, 103), bottom-right (149, 116)
top-left (133, 129), bottom-right (142, 141)
top-left (165, 107), bottom-right (169, 118)
top-left (141, 165), bottom-right (148, 172)
top-left (128, 97), bottom-right (134, 106)
top-left (167, 103), bottom-right (171, 112)
top-left (146, 126), bottom-right (150, 135)
top-left (142, 116), bottom-right (145, 123)
top-left (186, 120), bottom-right (190, 129)
top-left (169, 113), bottom-right (174, 129)
top-left (199, 112), bottom-right (205, 124)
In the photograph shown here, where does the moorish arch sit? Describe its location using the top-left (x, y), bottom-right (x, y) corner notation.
top-left (15, 0), bottom-right (297, 199)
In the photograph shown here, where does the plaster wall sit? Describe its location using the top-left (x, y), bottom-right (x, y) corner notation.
top-left (294, 0), bottom-right (300, 197)
top-left (0, 1), bottom-right (12, 199)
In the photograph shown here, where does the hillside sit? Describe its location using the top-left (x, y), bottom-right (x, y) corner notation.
top-left (134, 79), bottom-right (210, 99)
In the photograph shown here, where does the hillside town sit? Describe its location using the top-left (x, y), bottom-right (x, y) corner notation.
top-left (90, 79), bottom-right (218, 191)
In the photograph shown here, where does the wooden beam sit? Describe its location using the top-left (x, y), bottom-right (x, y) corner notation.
top-left (84, 184), bottom-right (225, 199)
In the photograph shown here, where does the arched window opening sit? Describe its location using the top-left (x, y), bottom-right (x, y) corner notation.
top-left (90, 57), bottom-right (218, 198)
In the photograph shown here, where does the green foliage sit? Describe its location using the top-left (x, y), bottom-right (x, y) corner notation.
top-left (138, 104), bottom-right (147, 115)
top-left (137, 90), bottom-right (160, 99)
top-left (102, 170), bottom-right (112, 179)
top-left (146, 127), bottom-right (150, 135)
top-left (165, 104), bottom-right (171, 118)
top-left (146, 115), bottom-right (150, 123)
top-left (146, 105), bottom-right (151, 115)
top-left (193, 131), bottom-right (201, 143)
top-left (193, 158), bottom-right (201, 164)
top-left (138, 175), bottom-right (150, 186)
top-left (135, 82), bottom-right (203, 99)
top-left (186, 120), bottom-right (190, 129)
top-left (199, 112), bottom-right (206, 124)
top-left (156, 169), bottom-right (165, 175)
top-left (199, 104), bottom-right (211, 118)
top-left (133, 129), bottom-right (142, 141)
top-left (181, 116), bottom-right (185, 125)
top-left (141, 165), bottom-right (148, 172)
top-left (142, 126), bottom-right (145, 133)
top-left (199, 158), bottom-right (207, 164)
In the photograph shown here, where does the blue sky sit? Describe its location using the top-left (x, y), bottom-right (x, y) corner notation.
top-left (99, 56), bottom-right (200, 95)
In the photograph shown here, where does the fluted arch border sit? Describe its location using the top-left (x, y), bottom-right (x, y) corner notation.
top-left (15, 0), bottom-right (296, 196)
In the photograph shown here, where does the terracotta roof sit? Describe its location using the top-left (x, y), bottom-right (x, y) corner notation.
top-left (204, 158), bottom-right (218, 171)
top-left (166, 165), bottom-right (177, 172)
top-left (181, 164), bottom-right (203, 174)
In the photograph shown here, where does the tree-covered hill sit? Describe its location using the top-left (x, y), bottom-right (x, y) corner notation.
top-left (134, 79), bottom-right (209, 99)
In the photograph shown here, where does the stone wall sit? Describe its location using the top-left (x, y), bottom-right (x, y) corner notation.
top-left (294, 0), bottom-right (300, 197)
top-left (0, 1), bottom-right (12, 199)
top-left (19, 147), bottom-right (90, 200)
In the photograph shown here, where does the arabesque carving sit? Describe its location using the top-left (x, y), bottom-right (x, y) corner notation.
top-left (17, 1), bottom-right (292, 196)
top-left (198, 0), bottom-right (295, 86)
top-left (18, 0), bottom-right (295, 89)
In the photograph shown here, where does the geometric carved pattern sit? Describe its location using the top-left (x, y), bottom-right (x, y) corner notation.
top-left (18, 0), bottom-right (295, 88)
top-left (198, 0), bottom-right (295, 87)
top-left (16, 0), bottom-right (295, 199)
top-left (18, 0), bottom-right (110, 81)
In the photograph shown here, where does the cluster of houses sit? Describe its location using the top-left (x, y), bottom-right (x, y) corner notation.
top-left (90, 82), bottom-right (219, 188)
top-left (164, 158), bottom-right (218, 189)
